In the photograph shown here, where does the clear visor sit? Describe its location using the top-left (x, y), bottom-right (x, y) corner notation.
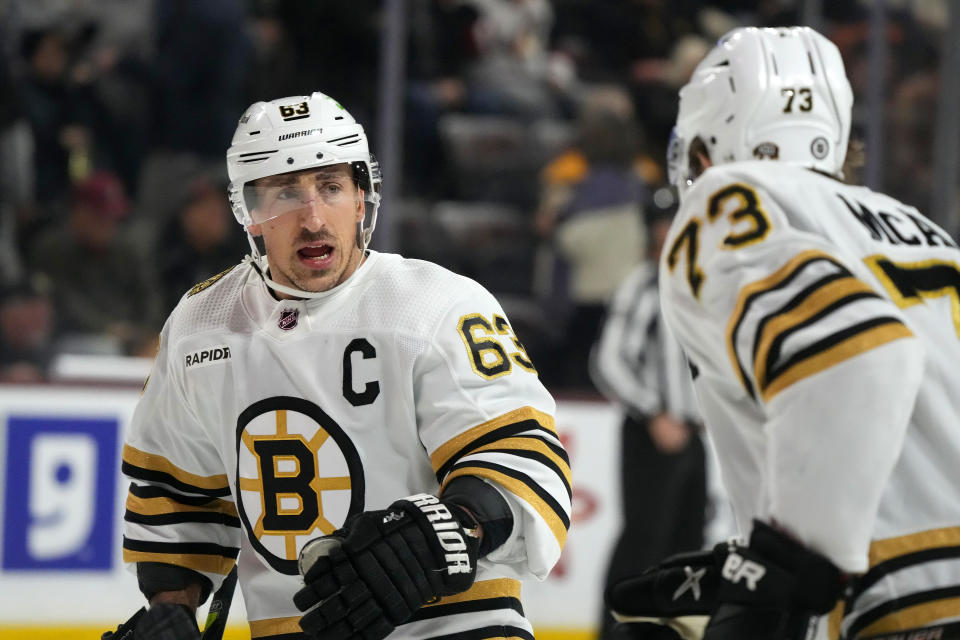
top-left (666, 128), bottom-right (684, 188)
top-left (243, 164), bottom-right (372, 225)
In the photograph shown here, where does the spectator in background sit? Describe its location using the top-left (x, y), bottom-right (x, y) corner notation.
top-left (0, 274), bottom-right (55, 383)
top-left (245, 0), bottom-right (380, 121)
top-left (16, 25), bottom-right (97, 214)
top-left (466, 0), bottom-right (565, 119)
top-left (158, 175), bottom-right (245, 311)
top-left (589, 190), bottom-right (706, 640)
top-left (27, 170), bottom-right (161, 356)
top-left (549, 0), bottom-right (707, 164)
top-left (0, 52), bottom-right (33, 283)
top-left (404, 0), bottom-right (483, 196)
top-left (533, 86), bottom-right (648, 389)
top-left (404, 0), bottom-right (576, 198)
top-left (136, 0), bottom-right (251, 225)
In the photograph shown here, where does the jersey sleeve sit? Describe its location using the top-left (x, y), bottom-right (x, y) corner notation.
top-left (659, 165), bottom-right (923, 572)
top-left (121, 318), bottom-right (242, 592)
top-left (414, 283), bottom-right (571, 580)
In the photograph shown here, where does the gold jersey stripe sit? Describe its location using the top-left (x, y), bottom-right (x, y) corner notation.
top-left (869, 526), bottom-right (960, 567)
top-left (422, 578), bottom-right (521, 607)
top-left (122, 550), bottom-right (235, 575)
top-left (443, 467), bottom-right (567, 547)
top-left (470, 437), bottom-right (572, 489)
top-left (826, 599), bottom-right (845, 640)
top-left (727, 249), bottom-right (836, 394)
top-left (126, 493), bottom-right (238, 517)
top-left (188, 265), bottom-right (236, 297)
top-left (248, 615), bottom-right (302, 638)
top-left (430, 406), bottom-right (557, 473)
top-left (762, 322), bottom-right (912, 402)
top-left (123, 444), bottom-right (229, 491)
top-left (753, 276), bottom-right (876, 387)
top-left (858, 596), bottom-right (960, 636)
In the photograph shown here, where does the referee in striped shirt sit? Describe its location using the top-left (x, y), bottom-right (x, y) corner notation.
top-left (590, 191), bottom-right (707, 640)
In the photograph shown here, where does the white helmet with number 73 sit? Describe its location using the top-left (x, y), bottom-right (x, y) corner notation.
top-left (669, 26), bottom-right (853, 197)
top-left (226, 91), bottom-right (380, 260)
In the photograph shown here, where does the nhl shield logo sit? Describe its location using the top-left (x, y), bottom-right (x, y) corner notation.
top-left (278, 309), bottom-right (299, 331)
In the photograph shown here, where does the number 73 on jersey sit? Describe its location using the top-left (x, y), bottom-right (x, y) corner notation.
top-left (667, 183), bottom-right (773, 298)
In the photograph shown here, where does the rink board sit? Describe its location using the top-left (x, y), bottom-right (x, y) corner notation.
top-left (0, 385), bottom-right (622, 637)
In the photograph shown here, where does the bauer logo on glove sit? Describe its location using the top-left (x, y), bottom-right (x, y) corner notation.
top-left (719, 551), bottom-right (766, 591)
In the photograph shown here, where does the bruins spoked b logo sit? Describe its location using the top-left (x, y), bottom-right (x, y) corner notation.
top-left (235, 396), bottom-right (364, 574)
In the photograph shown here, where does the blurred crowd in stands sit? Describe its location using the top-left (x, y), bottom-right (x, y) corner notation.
top-left (0, 0), bottom-right (952, 388)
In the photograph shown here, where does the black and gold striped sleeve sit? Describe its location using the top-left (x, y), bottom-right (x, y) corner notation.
top-left (430, 406), bottom-right (571, 550)
top-left (726, 249), bottom-right (914, 402)
top-left (121, 444), bottom-right (240, 576)
top-left (842, 526), bottom-right (960, 638)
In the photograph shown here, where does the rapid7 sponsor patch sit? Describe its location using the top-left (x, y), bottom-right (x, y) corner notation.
top-left (185, 346), bottom-right (232, 369)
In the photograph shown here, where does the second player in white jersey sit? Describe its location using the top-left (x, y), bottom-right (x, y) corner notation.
top-left (661, 159), bottom-right (960, 638)
top-left (606, 26), bottom-right (960, 640)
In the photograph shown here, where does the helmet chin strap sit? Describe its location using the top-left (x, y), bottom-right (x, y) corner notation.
top-left (242, 232), bottom-right (366, 300)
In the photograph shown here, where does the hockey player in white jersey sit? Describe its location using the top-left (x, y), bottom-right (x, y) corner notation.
top-left (606, 27), bottom-right (960, 640)
top-left (116, 91), bottom-right (570, 640)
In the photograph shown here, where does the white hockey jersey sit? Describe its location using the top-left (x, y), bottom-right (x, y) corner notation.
top-left (121, 251), bottom-right (571, 640)
top-left (659, 162), bottom-right (960, 638)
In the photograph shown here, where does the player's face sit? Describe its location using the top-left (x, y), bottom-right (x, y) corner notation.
top-left (249, 164), bottom-right (365, 297)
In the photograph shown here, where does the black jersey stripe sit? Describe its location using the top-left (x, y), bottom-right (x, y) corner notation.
top-left (423, 625), bottom-right (535, 640)
top-left (125, 509), bottom-right (242, 528)
top-left (123, 445), bottom-right (231, 495)
top-left (509, 433), bottom-right (571, 466)
top-left (122, 536), bottom-right (240, 558)
top-left (727, 251), bottom-right (842, 399)
top-left (478, 433), bottom-right (570, 468)
top-left (757, 289), bottom-right (882, 389)
top-left (761, 316), bottom-right (910, 401)
top-left (749, 269), bottom-right (851, 365)
top-left (122, 461), bottom-right (231, 498)
top-left (408, 596), bottom-right (524, 622)
top-left (433, 419), bottom-right (559, 483)
top-left (463, 447), bottom-right (572, 499)
top-left (846, 585), bottom-right (960, 639)
top-left (848, 545), bottom-right (960, 610)
top-left (128, 483), bottom-right (234, 506)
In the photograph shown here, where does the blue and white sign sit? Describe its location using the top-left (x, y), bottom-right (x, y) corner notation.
top-left (3, 415), bottom-right (119, 571)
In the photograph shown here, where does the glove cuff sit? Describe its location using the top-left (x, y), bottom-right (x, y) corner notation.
top-left (749, 520), bottom-right (845, 613)
top-left (718, 520), bottom-right (844, 615)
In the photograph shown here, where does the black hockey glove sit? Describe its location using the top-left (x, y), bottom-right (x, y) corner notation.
top-left (294, 493), bottom-right (481, 640)
top-left (606, 546), bottom-right (725, 640)
top-left (703, 520), bottom-right (846, 640)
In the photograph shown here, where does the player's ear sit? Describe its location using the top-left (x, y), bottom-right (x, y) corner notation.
top-left (356, 190), bottom-right (366, 222)
top-left (689, 137), bottom-right (713, 180)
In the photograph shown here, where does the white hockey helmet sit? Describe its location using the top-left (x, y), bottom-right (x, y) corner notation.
top-left (227, 91), bottom-right (379, 249)
top-left (669, 26), bottom-right (853, 196)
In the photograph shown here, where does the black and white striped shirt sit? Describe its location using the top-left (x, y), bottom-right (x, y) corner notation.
top-left (590, 261), bottom-right (700, 423)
